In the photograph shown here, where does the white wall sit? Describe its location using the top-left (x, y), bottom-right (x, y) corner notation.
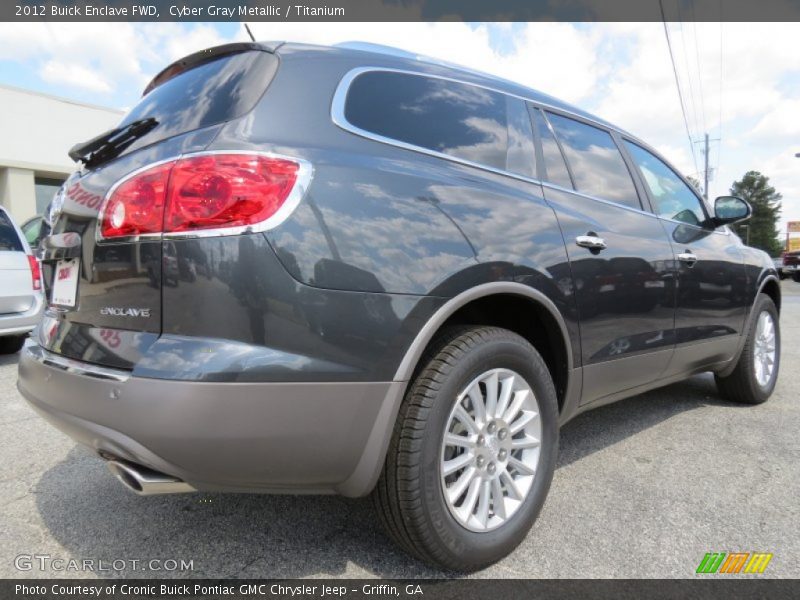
top-left (0, 85), bottom-right (123, 222)
top-left (0, 168), bottom-right (36, 222)
top-left (0, 84), bottom-right (124, 177)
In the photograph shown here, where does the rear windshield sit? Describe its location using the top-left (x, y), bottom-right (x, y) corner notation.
top-left (118, 50), bottom-right (278, 145)
top-left (0, 211), bottom-right (23, 252)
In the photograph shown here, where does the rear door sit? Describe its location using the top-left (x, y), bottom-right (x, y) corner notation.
top-left (0, 209), bottom-right (35, 315)
top-left (532, 108), bottom-right (677, 405)
top-left (622, 140), bottom-right (747, 373)
top-left (38, 47), bottom-right (279, 369)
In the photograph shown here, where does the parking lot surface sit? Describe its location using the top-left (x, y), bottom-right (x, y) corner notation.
top-left (1, 282), bottom-right (798, 579)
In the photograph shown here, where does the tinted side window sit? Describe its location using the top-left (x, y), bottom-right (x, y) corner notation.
top-left (505, 96), bottom-right (536, 178)
top-left (531, 108), bottom-right (572, 189)
top-left (22, 219), bottom-right (41, 245)
top-left (23, 217), bottom-right (49, 248)
top-left (546, 112), bottom-right (640, 209)
top-left (624, 141), bottom-right (706, 226)
top-left (345, 71), bottom-right (509, 171)
top-left (0, 211), bottom-right (23, 252)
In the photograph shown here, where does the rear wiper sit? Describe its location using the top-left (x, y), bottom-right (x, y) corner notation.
top-left (68, 117), bottom-right (158, 168)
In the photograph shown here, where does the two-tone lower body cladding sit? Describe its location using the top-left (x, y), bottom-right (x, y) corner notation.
top-left (17, 340), bottom-right (404, 496)
top-left (19, 233), bottom-right (452, 496)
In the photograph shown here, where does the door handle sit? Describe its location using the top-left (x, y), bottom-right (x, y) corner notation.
top-left (678, 251), bottom-right (698, 266)
top-left (576, 234), bottom-right (607, 251)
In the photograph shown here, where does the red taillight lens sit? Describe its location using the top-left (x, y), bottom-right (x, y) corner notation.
top-left (166, 155), bottom-right (299, 232)
top-left (27, 255), bottom-right (41, 291)
top-left (101, 162), bottom-right (171, 239)
top-left (99, 154), bottom-right (303, 240)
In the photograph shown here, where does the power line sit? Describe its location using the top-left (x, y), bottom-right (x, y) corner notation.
top-left (716, 15), bottom-right (724, 194)
top-left (678, 21), bottom-right (701, 138)
top-left (675, 1), bottom-right (701, 140)
top-left (689, 3), bottom-right (708, 133)
top-left (659, 0), bottom-right (700, 176)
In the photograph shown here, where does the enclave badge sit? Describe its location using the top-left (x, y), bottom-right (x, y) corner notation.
top-left (100, 307), bottom-right (152, 318)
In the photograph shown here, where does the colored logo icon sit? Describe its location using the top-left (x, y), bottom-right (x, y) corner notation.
top-left (696, 552), bottom-right (773, 574)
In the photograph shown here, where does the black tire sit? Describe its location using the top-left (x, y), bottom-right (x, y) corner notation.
top-left (0, 335), bottom-right (26, 355)
top-left (373, 326), bottom-right (559, 572)
top-left (793, 271), bottom-right (800, 283)
top-left (715, 294), bottom-right (780, 404)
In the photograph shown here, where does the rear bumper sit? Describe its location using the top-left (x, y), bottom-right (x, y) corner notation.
top-left (17, 340), bottom-right (404, 497)
top-left (0, 292), bottom-right (43, 336)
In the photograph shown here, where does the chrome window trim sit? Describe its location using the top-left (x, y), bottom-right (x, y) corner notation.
top-left (24, 339), bottom-right (130, 382)
top-left (95, 150), bottom-right (313, 245)
top-left (541, 181), bottom-right (656, 219)
top-left (332, 66), bottom-right (732, 236)
top-left (543, 180), bottom-right (730, 235)
top-left (332, 66), bottom-right (624, 142)
top-left (331, 67), bottom-right (546, 187)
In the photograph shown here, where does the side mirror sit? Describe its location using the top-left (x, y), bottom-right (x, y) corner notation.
top-left (712, 196), bottom-right (751, 227)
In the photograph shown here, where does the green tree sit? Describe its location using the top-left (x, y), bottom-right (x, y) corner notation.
top-left (729, 171), bottom-right (783, 256)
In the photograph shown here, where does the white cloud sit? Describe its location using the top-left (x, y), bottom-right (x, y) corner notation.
top-left (751, 98), bottom-right (800, 141)
top-left (1, 21), bottom-right (797, 226)
top-left (760, 151), bottom-right (800, 229)
top-left (248, 22), bottom-right (603, 104)
top-left (0, 22), bottom-right (243, 97)
top-left (40, 60), bottom-right (112, 93)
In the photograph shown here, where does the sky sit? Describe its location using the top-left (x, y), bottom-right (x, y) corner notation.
top-left (0, 21), bottom-right (797, 231)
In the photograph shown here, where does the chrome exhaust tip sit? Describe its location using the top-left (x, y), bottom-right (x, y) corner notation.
top-left (106, 460), bottom-right (195, 495)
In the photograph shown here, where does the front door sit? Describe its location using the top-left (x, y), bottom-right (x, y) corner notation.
top-left (622, 140), bottom-right (747, 374)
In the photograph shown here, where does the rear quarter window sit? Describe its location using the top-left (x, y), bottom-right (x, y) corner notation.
top-left (119, 51), bottom-right (278, 146)
top-left (344, 71), bottom-right (530, 173)
top-left (0, 211), bottom-right (23, 252)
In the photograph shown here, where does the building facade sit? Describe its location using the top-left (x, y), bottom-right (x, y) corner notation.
top-left (0, 84), bottom-right (123, 223)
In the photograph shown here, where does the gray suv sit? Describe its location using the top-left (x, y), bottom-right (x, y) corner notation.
top-left (18, 42), bottom-right (781, 571)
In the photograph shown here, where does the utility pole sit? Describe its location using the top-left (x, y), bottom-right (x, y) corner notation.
top-left (695, 133), bottom-right (720, 200)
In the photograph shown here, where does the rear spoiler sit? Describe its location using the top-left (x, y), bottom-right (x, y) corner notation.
top-left (142, 41), bottom-right (283, 96)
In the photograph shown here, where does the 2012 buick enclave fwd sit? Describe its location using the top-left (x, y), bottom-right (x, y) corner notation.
top-left (17, 41), bottom-right (781, 571)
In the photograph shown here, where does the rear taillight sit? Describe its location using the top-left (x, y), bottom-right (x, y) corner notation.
top-left (99, 153), bottom-right (307, 241)
top-left (27, 255), bottom-right (41, 291)
top-left (102, 162), bottom-right (170, 239)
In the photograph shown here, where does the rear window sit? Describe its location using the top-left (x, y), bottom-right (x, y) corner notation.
top-left (344, 71), bottom-right (535, 175)
top-left (0, 211), bottom-right (23, 252)
top-left (119, 51), bottom-right (278, 145)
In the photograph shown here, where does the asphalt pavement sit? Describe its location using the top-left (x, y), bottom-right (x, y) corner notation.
top-left (1, 281), bottom-right (798, 579)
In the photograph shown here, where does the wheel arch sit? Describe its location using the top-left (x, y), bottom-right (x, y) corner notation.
top-left (394, 282), bottom-right (574, 410)
top-left (338, 282), bottom-right (575, 498)
top-left (758, 275), bottom-right (781, 313)
top-left (714, 273), bottom-right (781, 380)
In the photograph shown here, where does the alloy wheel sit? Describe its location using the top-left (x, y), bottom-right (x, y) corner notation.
top-left (753, 310), bottom-right (777, 387)
top-left (440, 368), bottom-right (542, 532)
